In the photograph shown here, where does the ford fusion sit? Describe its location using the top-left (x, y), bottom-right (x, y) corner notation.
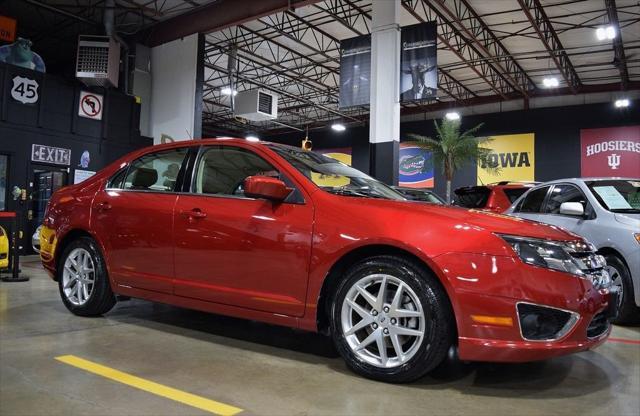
top-left (40, 139), bottom-right (616, 383)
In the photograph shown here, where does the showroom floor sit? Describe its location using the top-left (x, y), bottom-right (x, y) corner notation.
top-left (1, 257), bottom-right (639, 416)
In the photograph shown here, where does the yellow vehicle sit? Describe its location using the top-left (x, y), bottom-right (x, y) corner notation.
top-left (0, 225), bottom-right (9, 270)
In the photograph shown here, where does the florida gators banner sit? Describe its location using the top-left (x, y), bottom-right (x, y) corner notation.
top-left (399, 143), bottom-right (434, 188)
top-left (581, 126), bottom-right (640, 177)
top-left (477, 133), bottom-right (535, 185)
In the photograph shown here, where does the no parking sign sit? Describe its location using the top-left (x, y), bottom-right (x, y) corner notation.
top-left (78, 91), bottom-right (103, 120)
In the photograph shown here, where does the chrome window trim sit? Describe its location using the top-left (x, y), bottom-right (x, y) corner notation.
top-left (515, 301), bottom-right (580, 342)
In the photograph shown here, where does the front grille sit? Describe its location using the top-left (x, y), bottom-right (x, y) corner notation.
top-left (587, 311), bottom-right (610, 338)
top-left (517, 303), bottom-right (579, 341)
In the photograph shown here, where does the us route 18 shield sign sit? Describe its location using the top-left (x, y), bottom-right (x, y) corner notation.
top-left (78, 91), bottom-right (104, 120)
top-left (581, 126), bottom-right (640, 177)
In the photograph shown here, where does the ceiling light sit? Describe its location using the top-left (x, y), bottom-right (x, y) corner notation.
top-left (221, 87), bottom-right (238, 96)
top-left (614, 98), bottom-right (630, 108)
top-left (445, 112), bottom-right (460, 121)
top-left (596, 26), bottom-right (616, 41)
top-left (246, 135), bottom-right (260, 142)
top-left (542, 77), bottom-right (559, 88)
top-left (331, 123), bottom-right (346, 132)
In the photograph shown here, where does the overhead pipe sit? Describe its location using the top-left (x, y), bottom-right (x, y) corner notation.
top-left (104, 0), bottom-right (130, 93)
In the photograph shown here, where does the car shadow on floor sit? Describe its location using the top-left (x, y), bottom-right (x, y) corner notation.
top-left (105, 299), bottom-right (618, 398)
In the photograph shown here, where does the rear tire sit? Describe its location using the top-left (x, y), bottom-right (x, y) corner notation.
top-left (330, 255), bottom-right (454, 383)
top-left (58, 237), bottom-right (116, 316)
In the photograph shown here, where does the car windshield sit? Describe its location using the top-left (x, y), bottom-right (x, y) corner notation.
top-left (394, 187), bottom-right (444, 204)
top-left (268, 144), bottom-right (405, 200)
top-left (586, 179), bottom-right (640, 213)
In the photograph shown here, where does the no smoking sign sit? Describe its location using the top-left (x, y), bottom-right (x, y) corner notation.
top-left (78, 91), bottom-right (104, 120)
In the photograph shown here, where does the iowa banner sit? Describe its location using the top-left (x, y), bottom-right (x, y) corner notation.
top-left (477, 133), bottom-right (535, 185)
top-left (581, 126), bottom-right (640, 177)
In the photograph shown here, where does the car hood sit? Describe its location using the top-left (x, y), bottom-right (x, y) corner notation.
top-left (614, 213), bottom-right (640, 227)
top-left (358, 198), bottom-right (579, 241)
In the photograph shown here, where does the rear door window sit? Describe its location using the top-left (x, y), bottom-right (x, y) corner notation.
top-left (516, 186), bottom-right (550, 213)
top-left (120, 148), bottom-right (188, 192)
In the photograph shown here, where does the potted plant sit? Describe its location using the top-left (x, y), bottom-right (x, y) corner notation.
top-left (409, 118), bottom-right (498, 203)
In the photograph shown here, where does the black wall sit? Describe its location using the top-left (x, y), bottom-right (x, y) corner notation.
top-left (266, 102), bottom-right (640, 198)
top-left (0, 62), bottom-right (152, 251)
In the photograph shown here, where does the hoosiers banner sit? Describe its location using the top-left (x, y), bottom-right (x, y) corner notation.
top-left (477, 133), bottom-right (535, 185)
top-left (581, 126), bottom-right (640, 177)
top-left (399, 143), bottom-right (434, 188)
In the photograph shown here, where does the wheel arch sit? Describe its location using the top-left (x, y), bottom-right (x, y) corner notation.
top-left (315, 244), bottom-right (457, 336)
top-left (597, 246), bottom-right (630, 272)
top-left (54, 228), bottom-right (99, 281)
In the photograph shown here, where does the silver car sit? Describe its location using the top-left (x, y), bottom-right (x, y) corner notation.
top-left (505, 178), bottom-right (640, 324)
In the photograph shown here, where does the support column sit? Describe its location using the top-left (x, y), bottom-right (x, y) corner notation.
top-left (369, 0), bottom-right (401, 185)
top-left (149, 33), bottom-right (204, 143)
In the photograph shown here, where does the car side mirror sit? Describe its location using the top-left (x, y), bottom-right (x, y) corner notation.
top-left (559, 202), bottom-right (584, 216)
top-left (244, 176), bottom-right (292, 202)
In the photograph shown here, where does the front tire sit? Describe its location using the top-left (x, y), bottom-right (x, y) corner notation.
top-left (606, 254), bottom-right (638, 325)
top-left (330, 255), bottom-right (454, 383)
top-left (58, 237), bottom-right (116, 316)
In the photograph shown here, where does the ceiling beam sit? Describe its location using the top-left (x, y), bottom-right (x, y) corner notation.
top-left (517, 0), bottom-right (581, 93)
top-left (402, 0), bottom-right (513, 99)
top-left (143, 0), bottom-right (321, 46)
top-left (431, 0), bottom-right (535, 97)
top-left (604, 0), bottom-right (629, 90)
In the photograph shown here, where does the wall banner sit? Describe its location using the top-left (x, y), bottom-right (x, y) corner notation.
top-left (315, 148), bottom-right (353, 187)
top-left (399, 143), bottom-right (434, 188)
top-left (400, 22), bottom-right (437, 102)
top-left (477, 133), bottom-right (535, 185)
top-left (339, 35), bottom-right (371, 108)
top-left (580, 126), bottom-right (640, 177)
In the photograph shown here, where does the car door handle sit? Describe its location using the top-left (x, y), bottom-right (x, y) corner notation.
top-left (180, 209), bottom-right (207, 219)
top-left (96, 202), bottom-right (112, 211)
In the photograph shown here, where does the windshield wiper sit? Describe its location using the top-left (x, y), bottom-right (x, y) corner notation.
top-left (326, 187), bottom-right (386, 199)
top-left (610, 208), bottom-right (640, 213)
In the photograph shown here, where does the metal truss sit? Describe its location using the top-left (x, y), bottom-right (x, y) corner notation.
top-left (604, 0), bottom-right (630, 90)
top-left (517, 0), bottom-right (581, 93)
top-left (402, 0), bottom-right (521, 99)
top-left (430, 0), bottom-right (536, 97)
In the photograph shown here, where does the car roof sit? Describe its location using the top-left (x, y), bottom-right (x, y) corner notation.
top-left (532, 177), bottom-right (640, 186)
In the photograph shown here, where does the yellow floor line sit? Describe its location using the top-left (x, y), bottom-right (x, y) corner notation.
top-left (55, 355), bottom-right (243, 416)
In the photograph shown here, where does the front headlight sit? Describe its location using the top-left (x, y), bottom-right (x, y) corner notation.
top-left (499, 234), bottom-right (583, 275)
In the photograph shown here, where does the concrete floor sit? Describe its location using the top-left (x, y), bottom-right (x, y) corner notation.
top-left (1, 256), bottom-right (639, 416)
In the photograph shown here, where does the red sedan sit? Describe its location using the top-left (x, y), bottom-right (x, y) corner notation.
top-left (40, 139), bottom-right (616, 383)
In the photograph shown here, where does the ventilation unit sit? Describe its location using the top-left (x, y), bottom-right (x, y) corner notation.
top-left (233, 89), bottom-right (278, 121)
top-left (75, 35), bottom-right (120, 88)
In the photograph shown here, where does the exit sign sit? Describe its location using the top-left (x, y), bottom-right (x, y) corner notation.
top-left (31, 144), bottom-right (71, 166)
top-left (0, 16), bottom-right (17, 43)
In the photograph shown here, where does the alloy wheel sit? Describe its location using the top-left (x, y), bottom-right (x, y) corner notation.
top-left (606, 265), bottom-right (624, 309)
top-left (341, 274), bottom-right (426, 368)
top-left (62, 248), bottom-right (96, 306)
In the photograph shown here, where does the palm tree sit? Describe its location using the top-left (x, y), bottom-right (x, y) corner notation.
top-left (408, 119), bottom-right (497, 204)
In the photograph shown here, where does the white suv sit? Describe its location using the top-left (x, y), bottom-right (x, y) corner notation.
top-left (505, 178), bottom-right (640, 324)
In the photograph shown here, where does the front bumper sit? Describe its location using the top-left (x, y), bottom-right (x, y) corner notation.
top-left (434, 252), bottom-right (615, 363)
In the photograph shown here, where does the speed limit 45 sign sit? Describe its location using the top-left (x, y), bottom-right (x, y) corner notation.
top-left (11, 75), bottom-right (39, 104)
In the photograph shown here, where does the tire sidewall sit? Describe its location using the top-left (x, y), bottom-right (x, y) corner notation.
top-left (606, 254), bottom-right (636, 324)
top-left (58, 237), bottom-right (112, 315)
top-left (330, 256), bottom-right (453, 382)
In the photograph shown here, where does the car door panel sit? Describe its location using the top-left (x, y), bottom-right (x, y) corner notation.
top-left (93, 190), bottom-right (177, 293)
top-left (172, 145), bottom-right (313, 317)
